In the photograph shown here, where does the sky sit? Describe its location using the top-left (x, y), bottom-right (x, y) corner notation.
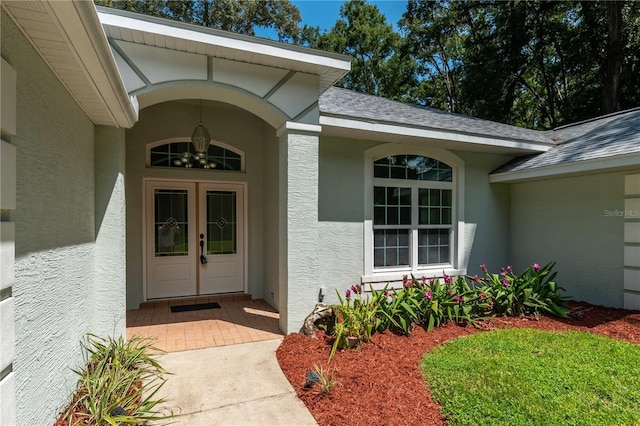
top-left (254, 0), bottom-right (408, 39)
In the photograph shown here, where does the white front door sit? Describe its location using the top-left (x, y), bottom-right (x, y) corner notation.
top-left (145, 181), bottom-right (244, 299)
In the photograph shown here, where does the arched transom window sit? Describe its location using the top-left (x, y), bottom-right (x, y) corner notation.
top-left (373, 155), bottom-right (454, 269)
top-left (149, 141), bottom-right (243, 171)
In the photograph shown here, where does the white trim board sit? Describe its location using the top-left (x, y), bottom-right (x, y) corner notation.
top-left (490, 153), bottom-right (640, 183)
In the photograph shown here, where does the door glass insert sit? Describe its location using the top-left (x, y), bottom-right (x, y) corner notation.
top-left (206, 191), bottom-right (237, 255)
top-left (154, 189), bottom-right (189, 256)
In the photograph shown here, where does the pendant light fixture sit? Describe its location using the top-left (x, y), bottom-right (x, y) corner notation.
top-left (173, 100), bottom-right (216, 169)
top-left (191, 99), bottom-right (211, 155)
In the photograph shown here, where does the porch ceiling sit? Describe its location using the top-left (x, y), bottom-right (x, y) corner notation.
top-left (96, 7), bottom-right (351, 128)
top-left (2, 1), bottom-right (137, 128)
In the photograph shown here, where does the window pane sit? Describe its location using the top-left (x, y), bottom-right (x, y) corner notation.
top-left (418, 229), bottom-right (450, 265)
top-left (429, 209), bottom-right (441, 225)
top-left (374, 207), bottom-right (386, 225)
top-left (419, 189), bottom-right (453, 225)
top-left (400, 207), bottom-right (411, 225)
top-left (391, 166), bottom-right (405, 179)
top-left (442, 190), bottom-right (452, 206)
top-left (374, 229), bottom-right (410, 268)
top-left (150, 141), bottom-right (242, 171)
top-left (154, 189), bottom-right (189, 257)
top-left (387, 207), bottom-right (399, 225)
top-left (206, 190), bottom-right (237, 255)
top-left (442, 208), bottom-right (452, 224)
top-left (374, 186), bottom-right (411, 226)
top-left (374, 155), bottom-right (452, 182)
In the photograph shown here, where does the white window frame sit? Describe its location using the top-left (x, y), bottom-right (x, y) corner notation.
top-left (363, 144), bottom-right (466, 284)
top-left (146, 137), bottom-right (246, 172)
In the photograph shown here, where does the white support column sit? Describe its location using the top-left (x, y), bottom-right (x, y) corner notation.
top-left (277, 122), bottom-right (321, 333)
top-left (623, 173), bottom-right (640, 310)
top-left (0, 57), bottom-right (17, 426)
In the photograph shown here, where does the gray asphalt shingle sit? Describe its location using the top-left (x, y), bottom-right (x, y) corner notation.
top-left (492, 108), bottom-right (640, 174)
top-left (319, 87), bottom-right (550, 143)
top-left (320, 87), bottom-right (640, 174)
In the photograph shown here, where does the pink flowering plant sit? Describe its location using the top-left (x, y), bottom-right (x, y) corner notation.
top-left (328, 262), bottom-right (568, 355)
top-left (372, 274), bottom-right (487, 334)
top-left (474, 262), bottom-right (568, 318)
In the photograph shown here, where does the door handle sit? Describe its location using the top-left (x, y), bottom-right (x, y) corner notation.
top-left (199, 233), bottom-right (208, 265)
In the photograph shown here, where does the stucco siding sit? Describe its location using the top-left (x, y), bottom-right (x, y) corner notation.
top-left (94, 127), bottom-right (127, 332)
top-left (317, 137), bottom-right (376, 305)
top-left (125, 101), bottom-right (268, 308)
top-left (510, 172), bottom-right (626, 307)
top-left (453, 151), bottom-right (513, 274)
top-left (313, 142), bottom-right (514, 309)
top-left (278, 127), bottom-right (320, 333)
top-left (2, 12), bottom-right (110, 425)
top-left (262, 124), bottom-right (280, 309)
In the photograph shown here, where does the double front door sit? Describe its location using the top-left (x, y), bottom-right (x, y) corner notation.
top-left (145, 181), bottom-right (244, 299)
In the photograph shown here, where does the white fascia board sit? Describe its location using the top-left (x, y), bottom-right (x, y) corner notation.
top-left (320, 115), bottom-right (554, 153)
top-left (49, 1), bottom-right (138, 127)
top-left (276, 122), bottom-right (322, 137)
top-left (97, 11), bottom-right (351, 74)
top-left (489, 152), bottom-right (640, 183)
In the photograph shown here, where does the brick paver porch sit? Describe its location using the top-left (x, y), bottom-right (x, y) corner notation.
top-left (126, 295), bottom-right (283, 353)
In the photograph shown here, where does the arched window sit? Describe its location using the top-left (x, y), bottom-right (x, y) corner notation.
top-left (149, 141), bottom-right (243, 171)
top-left (373, 155), bottom-right (454, 269)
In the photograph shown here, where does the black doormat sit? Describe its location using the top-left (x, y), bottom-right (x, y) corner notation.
top-left (171, 302), bottom-right (221, 313)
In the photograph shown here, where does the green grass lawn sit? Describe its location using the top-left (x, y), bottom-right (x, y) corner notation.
top-left (421, 329), bottom-right (640, 426)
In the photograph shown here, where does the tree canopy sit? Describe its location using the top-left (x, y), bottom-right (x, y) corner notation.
top-left (94, 0), bottom-right (302, 42)
top-left (96, 0), bottom-right (640, 129)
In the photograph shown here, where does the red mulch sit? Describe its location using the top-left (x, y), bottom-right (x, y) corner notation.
top-left (276, 302), bottom-right (640, 426)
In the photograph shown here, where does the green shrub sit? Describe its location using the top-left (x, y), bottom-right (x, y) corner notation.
top-left (329, 285), bottom-right (378, 360)
top-left (329, 262), bottom-right (568, 356)
top-left (476, 262), bottom-right (568, 318)
top-left (373, 275), bottom-right (488, 333)
top-left (60, 334), bottom-right (174, 425)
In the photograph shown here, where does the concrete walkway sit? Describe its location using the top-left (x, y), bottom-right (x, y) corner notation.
top-left (154, 338), bottom-right (317, 425)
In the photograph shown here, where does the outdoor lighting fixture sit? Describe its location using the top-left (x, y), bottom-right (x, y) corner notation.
top-left (191, 99), bottom-right (211, 154)
top-left (172, 100), bottom-right (217, 169)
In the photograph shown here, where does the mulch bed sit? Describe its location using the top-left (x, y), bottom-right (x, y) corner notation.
top-left (276, 302), bottom-right (640, 426)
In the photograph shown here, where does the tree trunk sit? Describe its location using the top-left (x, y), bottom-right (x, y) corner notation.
top-left (603, 1), bottom-right (624, 114)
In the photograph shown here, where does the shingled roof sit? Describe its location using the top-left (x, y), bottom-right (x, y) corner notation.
top-left (491, 107), bottom-right (640, 176)
top-left (320, 87), bottom-right (639, 179)
top-left (319, 87), bottom-right (551, 144)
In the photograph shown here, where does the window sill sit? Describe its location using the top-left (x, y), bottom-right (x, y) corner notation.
top-left (361, 268), bottom-right (467, 290)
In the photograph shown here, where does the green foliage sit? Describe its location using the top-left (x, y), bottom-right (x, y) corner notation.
top-left (329, 263), bottom-right (568, 357)
top-left (61, 334), bottom-right (174, 425)
top-left (421, 329), bottom-right (640, 425)
top-left (329, 285), bottom-right (378, 360)
top-left (373, 275), bottom-right (487, 334)
top-left (299, 0), bottom-right (418, 101)
top-left (477, 262), bottom-right (569, 318)
top-left (400, 0), bottom-right (640, 128)
top-left (96, 0), bottom-right (640, 127)
top-left (313, 364), bottom-right (336, 394)
top-left (94, 0), bottom-right (302, 42)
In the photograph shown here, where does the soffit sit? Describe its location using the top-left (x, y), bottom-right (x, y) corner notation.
top-left (319, 120), bottom-right (551, 155)
top-left (2, 1), bottom-right (137, 128)
top-left (96, 7), bottom-right (351, 127)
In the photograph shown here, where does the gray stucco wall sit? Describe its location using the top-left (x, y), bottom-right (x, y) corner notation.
top-left (94, 127), bottom-right (127, 332)
top-left (2, 12), bottom-right (123, 425)
top-left (453, 151), bottom-right (513, 275)
top-left (510, 172), bottom-right (626, 307)
top-left (125, 101), bottom-right (271, 309)
top-left (262, 126), bottom-right (280, 310)
top-left (313, 139), bottom-right (512, 309)
top-left (317, 136), bottom-right (377, 305)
